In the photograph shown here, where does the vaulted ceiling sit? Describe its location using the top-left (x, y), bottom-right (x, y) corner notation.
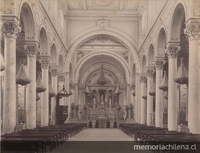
top-left (66, 0), bottom-right (140, 13)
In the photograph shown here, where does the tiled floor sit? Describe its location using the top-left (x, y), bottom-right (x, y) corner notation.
top-left (50, 129), bottom-right (152, 153)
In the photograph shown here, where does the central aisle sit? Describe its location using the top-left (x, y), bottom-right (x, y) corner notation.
top-left (68, 128), bottom-right (134, 141)
top-left (50, 129), bottom-right (151, 153)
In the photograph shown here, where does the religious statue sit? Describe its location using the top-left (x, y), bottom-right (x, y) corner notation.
top-left (109, 97), bottom-right (112, 109)
top-left (100, 93), bottom-right (104, 104)
top-left (93, 97), bottom-right (96, 109)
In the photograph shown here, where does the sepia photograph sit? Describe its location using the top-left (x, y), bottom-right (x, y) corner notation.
top-left (0, 0), bottom-right (200, 152)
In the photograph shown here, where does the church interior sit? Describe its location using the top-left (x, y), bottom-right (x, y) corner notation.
top-left (0, 0), bottom-right (200, 152)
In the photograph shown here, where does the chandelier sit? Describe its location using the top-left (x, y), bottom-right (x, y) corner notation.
top-left (57, 85), bottom-right (72, 98)
top-left (97, 65), bottom-right (107, 85)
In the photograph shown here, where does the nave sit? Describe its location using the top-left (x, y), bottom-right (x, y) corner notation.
top-left (49, 128), bottom-right (138, 153)
top-left (1, 0), bottom-right (200, 153)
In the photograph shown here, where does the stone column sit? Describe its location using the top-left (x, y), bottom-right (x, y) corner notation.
top-left (146, 66), bottom-right (154, 126)
top-left (40, 56), bottom-right (50, 127)
top-left (131, 84), bottom-right (135, 121)
top-left (140, 74), bottom-right (147, 124)
top-left (135, 73), bottom-right (140, 123)
top-left (184, 19), bottom-right (200, 134)
top-left (127, 85), bottom-right (131, 120)
top-left (155, 57), bottom-right (164, 127)
top-left (65, 73), bottom-right (70, 122)
top-left (58, 74), bottom-right (65, 105)
top-left (2, 18), bottom-right (21, 133)
top-left (50, 65), bottom-right (59, 125)
top-left (166, 43), bottom-right (180, 131)
top-left (25, 42), bottom-right (38, 129)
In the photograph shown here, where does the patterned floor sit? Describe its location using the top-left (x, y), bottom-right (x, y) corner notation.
top-left (49, 129), bottom-right (151, 153)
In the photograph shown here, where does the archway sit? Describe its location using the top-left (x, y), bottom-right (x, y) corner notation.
top-left (66, 31), bottom-right (140, 73)
top-left (50, 44), bottom-right (57, 65)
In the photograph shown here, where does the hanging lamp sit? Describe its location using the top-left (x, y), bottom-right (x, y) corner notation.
top-left (164, 92), bottom-right (168, 100)
top-left (49, 84), bottom-right (56, 98)
top-left (36, 72), bottom-right (46, 93)
top-left (36, 93), bottom-right (40, 101)
top-left (58, 85), bottom-right (72, 97)
top-left (16, 61), bottom-right (31, 86)
top-left (71, 102), bottom-right (76, 110)
top-left (132, 84), bottom-right (135, 96)
top-left (114, 85), bottom-right (121, 95)
top-left (174, 58), bottom-right (188, 84)
top-left (117, 104), bottom-right (121, 111)
top-left (84, 85), bottom-right (90, 95)
top-left (125, 105), bottom-right (129, 111)
top-left (159, 71), bottom-right (168, 91)
top-left (84, 104), bottom-right (88, 110)
top-left (0, 53), bottom-right (5, 71)
top-left (1, 61), bottom-right (5, 71)
top-left (129, 103), bottom-right (133, 110)
top-left (142, 95), bottom-right (147, 100)
top-left (76, 105), bottom-right (79, 111)
top-left (97, 65), bottom-right (107, 85)
top-left (149, 80), bottom-right (156, 96)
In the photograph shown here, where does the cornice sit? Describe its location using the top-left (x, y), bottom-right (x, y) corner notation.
top-left (65, 13), bottom-right (140, 19)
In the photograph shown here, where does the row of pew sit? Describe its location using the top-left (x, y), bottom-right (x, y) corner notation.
top-left (119, 123), bottom-right (200, 152)
top-left (1, 123), bottom-right (87, 153)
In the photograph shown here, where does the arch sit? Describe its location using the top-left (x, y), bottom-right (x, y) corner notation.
top-left (58, 55), bottom-right (64, 72)
top-left (169, 3), bottom-right (186, 41)
top-left (142, 55), bottom-right (146, 73)
top-left (74, 51), bottom-right (131, 84)
top-left (157, 28), bottom-right (167, 56)
top-left (19, 2), bottom-right (36, 40)
top-left (66, 30), bottom-right (140, 73)
top-left (147, 44), bottom-right (155, 66)
top-left (50, 44), bottom-right (57, 65)
top-left (39, 27), bottom-right (49, 55)
top-left (80, 65), bottom-right (125, 88)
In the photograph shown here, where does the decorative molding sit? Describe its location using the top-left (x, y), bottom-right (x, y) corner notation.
top-left (58, 75), bottom-right (65, 82)
top-left (50, 65), bottom-right (59, 77)
top-left (140, 75), bottom-right (147, 83)
top-left (95, 0), bottom-right (111, 6)
top-left (1, 20), bottom-right (21, 38)
top-left (165, 44), bottom-right (181, 59)
top-left (184, 19), bottom-right (200, 40)
top-left (40, 56), bottom-right (50, 69)
top-left (146, 65), bottom-right (154, 78)
top-left (24, 42), bottom-right (39, 58)
top-left (154, 56), bottom-right (165, 70)
top-left (96, 18), bottom-right (110, 29)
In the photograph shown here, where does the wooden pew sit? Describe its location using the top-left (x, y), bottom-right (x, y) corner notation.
top-left (1, 137), bottom-right (46, 153)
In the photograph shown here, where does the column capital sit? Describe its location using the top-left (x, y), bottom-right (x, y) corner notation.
top-left (70, 82), bottom-right (76, 89)
top-left (1, 17), bottom-right (21, 38)
top-left (146, 66), bottom-right (154, 78)
top-left (184, 19), bottom-right (200, 40)
top-left (154, 56), bottom-right (165, 70)
top-left (40, 56), bottom-right (51, 69)
top-left (165, 43), bottom-right (181, 59)
top-left (58, 72), bottom-right (66, 82)
top-left (50, 65), bottom-right (59, 77)
top-left (24, 41), bottom-right (39, 58)
top-left (140, 73), bottom-right (147, 83)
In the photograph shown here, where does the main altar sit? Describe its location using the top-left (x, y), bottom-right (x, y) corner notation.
top-left (84, 65), bottom-right (121, 125)
top-left (85, 86), bottom-right (120, 121)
